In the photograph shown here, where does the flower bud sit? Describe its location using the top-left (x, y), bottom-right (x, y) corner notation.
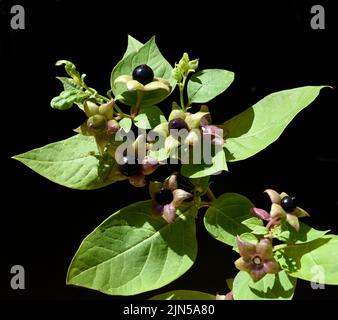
top-left (148, 123), bottom-right (169, 141)
top-left (168, 109), bottom-right (186, 121)
top-left (87, 115), bottom-right (107, 132)
top-left (172, 67), bottom-right (182, 82)
top-left (200, 105), bottom-right (212, 124)
top-left (107, 119), bottom-right (120, 134)
top-left (188, 58), bottom-right (199, 71)
top-left (84, 100), bottom-right (99, 117)
top-left (185, 112), bottom-right (209, 129)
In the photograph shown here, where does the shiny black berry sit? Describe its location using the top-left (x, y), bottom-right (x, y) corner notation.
top-left (168, 118), bottom-right (189, 131)
top-left (132, 64), bottom-right (154, 85)
top-left (117, 156), bottom-right (141, 177)
top-left (155, 188), bottom-right (174, 205)
top-left (281, 196), bottom-right (297, 212)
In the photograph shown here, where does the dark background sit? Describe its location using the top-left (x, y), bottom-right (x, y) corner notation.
top-left (1, 0), bottom-right (337, 303)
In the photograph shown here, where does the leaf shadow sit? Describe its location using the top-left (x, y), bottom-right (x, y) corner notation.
top-left (120, 202), bottom-right (197, 262)
top-left (145, 207), bottom-right (197, 262)
top-left (276, 237), bottom-right (331, 273)
top-left (282, 222), bottom-right (328, 244)
top-left (249, 272), bottom-right (295, 299)
top-left (189, 71), bottom-right (204, 85)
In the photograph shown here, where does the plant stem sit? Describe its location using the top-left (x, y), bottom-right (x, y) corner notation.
top-left (179, 76), bottom-right (188, 111)
top-left (131, 91), bottom-right (144, 118)
top-left (82, 83), bottom-right (110, 102)
top-left (206, 187), bottom-right (216, 203)
top-left (113, 103), bottom-right (131, 119)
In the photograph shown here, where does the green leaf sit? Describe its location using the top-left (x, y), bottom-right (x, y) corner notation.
top-left (226, 278), bottom-right (234, 290)
top-left (242, 217), bottom-right (268, 235)
top-left (150, 290), bottom-right (215, 300)
top-left (275, 236), bottom-right (338, 284)
top-left (233, 270), bottom-right (296, 300)
top-left (12, 134), bottom-right (109, 190)
top-left (119, 117), bottom-right (132, 132)
top-left (134, 106), bottom-right (166, 129)
top-left (233, 233), bottom-right (258, 253)
top-left (56, 77), bottom-right (82, 91)
top-left (272, 221), bottom-right (329, 244)
top-left (50, 89), bottom-right (90, 110)
top-left (56, 60), bottom-right (81, 81)
top-left (181, 149), bottom-right (227, 178)
top-left (111, 37), bottom-right (176, 107)
top-left (190, 176), bottom-right (210, 196)
top-left (223, 86), bottom-right (328, 161)
top-left (204, 193), bottom-right (254, 247)
top-left (123, 35), bottom-right (144, 58)
top-left (67, 202), bottom-right (198, 296)
top-left (187, 69), bottom-right (234, 104)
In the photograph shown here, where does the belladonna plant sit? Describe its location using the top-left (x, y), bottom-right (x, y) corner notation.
top-left (12, 35), bottom-right (338, 300)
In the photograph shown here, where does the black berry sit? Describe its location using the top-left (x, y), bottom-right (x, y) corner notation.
top-left (117, 156), bottom-right (141, 177)
top-left (155, 188), bottom-right (174, 205)
top-left (168, 118), bottom-right (189, 131)
top-left (281, 196), bottom-right (297, 212)
top-left (132, 64), bottom-right (154, 85)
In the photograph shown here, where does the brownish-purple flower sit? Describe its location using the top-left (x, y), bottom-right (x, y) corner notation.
top-left (149, 174), bottom-right (192, 224)
top-left (234, 237), bottom-right (280, 282)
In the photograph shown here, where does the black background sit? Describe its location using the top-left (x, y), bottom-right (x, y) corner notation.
top-left (1, 0), bottom-right (338, 304)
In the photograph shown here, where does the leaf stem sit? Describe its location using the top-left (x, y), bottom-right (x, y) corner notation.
top-left (131, 91), bottom-right (144, 118)
top-left (114, 104), bottom-right (132, 119)
top-left (179, 76), bottom-right (188, 111)
top-left (206, 187), bottom-right (216, 203)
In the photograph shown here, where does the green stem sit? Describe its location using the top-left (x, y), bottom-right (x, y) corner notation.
top-left (114, 104), bottom-right (132, 119)
top-left (206, 187), bottom-right (216, 203)
top-left (179, 76), bottom-right (188, 111)
top-left (131, 91), bottom-right (144, 118)
top-left (83, 83), bottom-right (110, 102)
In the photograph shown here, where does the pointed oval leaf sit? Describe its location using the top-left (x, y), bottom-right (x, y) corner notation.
top-left (223, 86), bottom-right (328, 161)
top-left (187, 69), bottom-right (234, 104)
top-left (50, 89), bottom-right (90, 110)
top-left (241, 217), bottom-right (268, 235)
top-left (181, 149), bottom-right (228, 178)
top-left (150, 290), bottom-right (215, 300)
top-left (272, 221), bottom-right (329, 244)
top-left (204, 193), bottom-right (254, 247)
top-left (119, 117), bottom-right (132, 132)
top-left (12, 134), bottom-right (108, 190)
top-left (233, 270), bottom-right (296, 300)
top-left (67, 202), bottom-right (198, 296)
top-left (134, 105), bottom-right (166, 129)
top-left (123, 35), bottom-right (144, 58)
top-left (111, 37), bottom-right (176, 107)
